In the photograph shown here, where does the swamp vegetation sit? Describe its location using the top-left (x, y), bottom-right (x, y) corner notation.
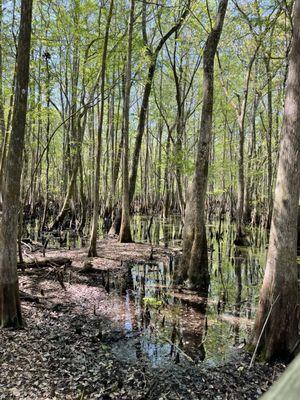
top-left (0, 0), bottom-right (299, 399)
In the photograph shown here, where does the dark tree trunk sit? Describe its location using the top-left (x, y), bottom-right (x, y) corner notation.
top-left (119, 0), bottom-right (134, 243)
top-left (0, 0), bottom-right (33, 328)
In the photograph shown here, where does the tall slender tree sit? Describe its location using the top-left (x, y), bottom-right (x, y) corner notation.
top-left (0, 0), bottom-right (7, 194)
top-left (0, 0), bottom-right (33, 328)
top-left (128, 0), bottom-right (191, 204)
top-left (88, 0), bottom-right (114, 256)
top-left (0, 0), bottom-right (4, 141)
top-left (119, 0), bottom-right (135, 243)
top-left (177, 0), bottom-right (228, 292)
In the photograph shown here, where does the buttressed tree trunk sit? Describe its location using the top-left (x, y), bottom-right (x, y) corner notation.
top-left (0, 0), bottom-right (33, 328)
top-left (251, 0), bottom-right (300, 361)
top-left (177, 0), bottom-right (228, 293)
top-left (119, 0), bottom-right (134, 243)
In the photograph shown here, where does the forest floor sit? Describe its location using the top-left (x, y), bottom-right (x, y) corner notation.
top-left (0, 239), bottom-right (285, 400)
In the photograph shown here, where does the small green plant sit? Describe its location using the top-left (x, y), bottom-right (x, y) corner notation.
top-left (143, 297), bottom-right (163, 307)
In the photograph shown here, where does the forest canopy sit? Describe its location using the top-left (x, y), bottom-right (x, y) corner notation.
top-left (0, 0), bottom-right (291, 217)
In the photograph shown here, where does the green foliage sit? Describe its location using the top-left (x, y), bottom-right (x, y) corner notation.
top-left (0, 0), bottom-right (290, 207)
top-left (143, 297), bottom-right (163, 308)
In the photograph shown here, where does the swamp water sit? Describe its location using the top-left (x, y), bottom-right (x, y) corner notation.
top-left (27, 215), bottom-right (268, 367)
top-left (103, 216), bottom-right (267, 367)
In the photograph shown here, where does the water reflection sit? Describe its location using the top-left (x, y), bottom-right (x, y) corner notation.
top-left (110, 263), bottom-right (208, 366)
top-left (111, 218), bottom-right (267, 366)
top-left (25, 214), bottom-right (184, 250)
top-left (131, 214), bottom-right (183, 247)
top-left (108, 219), bottom-right (266, 366)
top-left (26, 215), bottom-right (268, 366)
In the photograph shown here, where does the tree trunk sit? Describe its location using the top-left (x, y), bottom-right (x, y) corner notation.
top-left (0, 0), bottom-right (5, 143)
top-left (265, 55), bottom-right (273, 228)
top-left (236, 52), bottom-right (257, 242)
top-left (176, 0), bottom-right (228, 293)
top-left (41, 52), bottom-right (51, 232)
top-left (88, 0), bottom-right (114, 256)
top-left (50, 113), bottom-right (86, 230)
top-left (251, 0), bottom-right (300, 361)
top-left (128, 2), bottom-right (190, 204)
top-left (0, 0), bottom-right (32, 328)
top-left (244, 90), bottom-right (260, 223)
top-left (119, 0), bottom-right (134, 243)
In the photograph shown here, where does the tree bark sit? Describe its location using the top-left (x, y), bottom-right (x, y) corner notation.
top-left (0, 0), bottom-right (32, 328)
top-left (177, 0), bottom-right (228, 293)
top-left (0, 0), bottom-right (5, 142)
top-left (119, 0), bottom-right (134, 243)
top-left (265, 54), bottom-right (273, 228)
top-left (251, 0), bottom-right (300, 361)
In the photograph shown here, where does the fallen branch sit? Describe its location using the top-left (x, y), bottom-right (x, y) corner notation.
top-left (17, 257), bottom-right (71, 269)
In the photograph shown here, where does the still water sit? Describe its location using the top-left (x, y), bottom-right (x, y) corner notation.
top-left (106, 216), bottom-right (267, 367)
top-left (27, 215), bottom-right (268, 366)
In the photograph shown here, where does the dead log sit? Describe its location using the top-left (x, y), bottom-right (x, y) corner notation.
top-left (17, 257), bottom-right (72, 269)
